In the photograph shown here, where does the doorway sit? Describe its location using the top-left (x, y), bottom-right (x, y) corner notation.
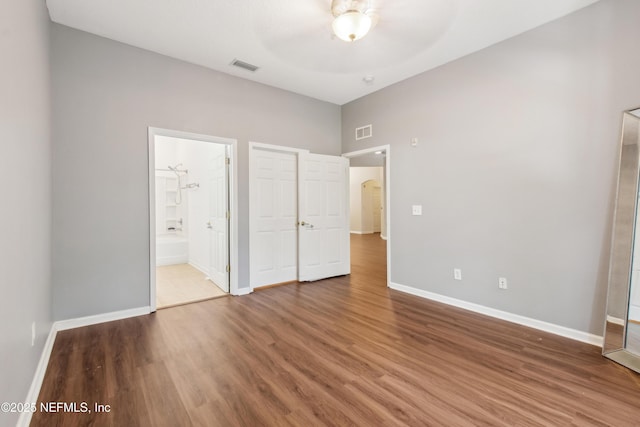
top-left (343, 145), bottom-right (391, 287)
top-left (148, 128), bottom-right (238, 311)
top-left (364, 180), bottom-right (383, 234)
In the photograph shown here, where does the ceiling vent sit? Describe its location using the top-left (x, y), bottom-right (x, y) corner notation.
top-left (230, 59), bottom-right (259, 72)
top-left (355, 124), bottom-right (373, 140)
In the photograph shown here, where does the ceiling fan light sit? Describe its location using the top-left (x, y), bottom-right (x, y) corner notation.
top-left (332, 10), bottom-right (372, 42)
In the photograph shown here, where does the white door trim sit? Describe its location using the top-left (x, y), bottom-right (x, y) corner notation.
top-left (249, 141), bottom-right (310, 154)
top-left (342, 145), bottom-right (391, 287)
top-left (148, 127), bottom-right (239, 312)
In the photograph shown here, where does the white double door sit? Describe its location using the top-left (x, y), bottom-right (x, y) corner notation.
top-left (251, 149), bottom-right (350, 288)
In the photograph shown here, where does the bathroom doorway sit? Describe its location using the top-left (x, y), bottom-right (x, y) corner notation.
top-left (148, 128), bottom-right (238, 310)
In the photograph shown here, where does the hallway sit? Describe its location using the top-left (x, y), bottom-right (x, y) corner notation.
top-left (349, 232), bottom-right (387, 289)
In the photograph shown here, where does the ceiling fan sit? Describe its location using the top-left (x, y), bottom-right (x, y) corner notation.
top-left (258, 0), bottom-right (455, 75)
top-left (330, 0), bottom-right (380, 42)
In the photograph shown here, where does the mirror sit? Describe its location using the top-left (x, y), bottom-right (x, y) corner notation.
top-left (603, 108), bottom-right (640, 372)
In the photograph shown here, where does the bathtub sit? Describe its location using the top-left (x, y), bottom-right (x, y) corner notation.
top-left (156, 234), bottom-right (188, 266)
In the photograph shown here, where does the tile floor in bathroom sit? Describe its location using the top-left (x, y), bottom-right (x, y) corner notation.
top-left (156, 263), bottom-right (227, 309)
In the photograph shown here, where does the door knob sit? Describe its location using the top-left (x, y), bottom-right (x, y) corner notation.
top-left (299, 221), bottom-right (314, 228)
top-left (206, 221), bottom-right (213, 229)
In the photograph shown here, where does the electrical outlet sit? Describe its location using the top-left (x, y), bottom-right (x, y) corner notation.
top-left (31, 322), bottom-right (36, 346)
top-left (453, 268), bottom-right (462, 280)
top-left (498, 277), bottom-right (508, 289)
top-left (412, 205), bottom-right (422, 216)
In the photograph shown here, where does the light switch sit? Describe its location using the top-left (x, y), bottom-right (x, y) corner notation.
top-left (412, 205), bottom-right (422, 216)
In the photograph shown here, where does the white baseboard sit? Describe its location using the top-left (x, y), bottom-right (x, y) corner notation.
top-left (17, 324), bottom-right (58, 427)
top-left (606, 315), bottom-right (626, 326)
top-left (389, 282), bottom-right (603, 347)
top-left (380, 234), bottom-right (387, 240)
top-left (629, 305), bottom-right (640, 322)
top-left (350, 230), bottom-right (365, 234)
top-left (234, 287), bottom-right (252, 296)
top-left (18, 306), bottom-right (150, 427)
top-left (188, 260), bottom-right (209, 276)
top-left (56, 306), bottom-right (151, 331)
top-left (156, 255), bottom-right (189, 266)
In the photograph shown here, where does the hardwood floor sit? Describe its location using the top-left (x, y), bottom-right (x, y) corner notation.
top-left (32, 234), bottom-right (640, 426)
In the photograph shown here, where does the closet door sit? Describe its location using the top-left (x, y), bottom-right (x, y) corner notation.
top-left (250, 149), bottom-right (298, 288)
top-left (298, 153), bottom-right (350, 281)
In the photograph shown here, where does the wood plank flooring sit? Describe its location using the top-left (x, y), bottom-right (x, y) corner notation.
top-left (32, 234), bottom-right (640, 426)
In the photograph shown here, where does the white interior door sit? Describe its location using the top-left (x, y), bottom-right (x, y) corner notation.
top-left (372, 185), bottom-right (382, 233)
top-left (250, 149), bottom-right (299, 287)
top-left (298, 153), bottom-right (350, 281)
top-left (208, 145), bottom-right (229, 292)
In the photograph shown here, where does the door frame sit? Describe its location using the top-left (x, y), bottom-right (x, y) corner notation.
top-left (342, 145), bottom-right (392, 287)
top-left (148, 127), bottom-right (239, 312)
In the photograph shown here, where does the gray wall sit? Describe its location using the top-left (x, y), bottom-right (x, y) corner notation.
top-left (342, 0), bottom-right (640, 335)
top-left (0, 0), bottom-right (52, 424)
top-left (51, 24), bottom-right (341, 320)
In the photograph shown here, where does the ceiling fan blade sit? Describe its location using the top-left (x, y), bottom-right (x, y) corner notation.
top-left (257, 0), bottom-right (456, 74)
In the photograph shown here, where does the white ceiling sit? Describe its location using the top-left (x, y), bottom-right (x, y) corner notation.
top-left (46, 0), bottom-right (600, 105)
